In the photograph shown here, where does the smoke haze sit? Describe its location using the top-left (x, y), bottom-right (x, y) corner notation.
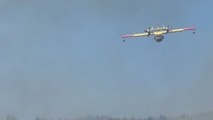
top-left (0, 0), bottom-right (212, 120)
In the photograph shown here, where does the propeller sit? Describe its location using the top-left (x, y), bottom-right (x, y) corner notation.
top-left (147, 26), bottom-right (151, 36)
top-left (166, 25), bottom-right (170, 33)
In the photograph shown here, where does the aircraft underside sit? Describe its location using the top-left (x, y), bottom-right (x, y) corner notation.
top-left (154, 35), bottom-right (164, 42)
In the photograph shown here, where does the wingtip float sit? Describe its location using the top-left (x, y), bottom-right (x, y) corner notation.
top-left (121, 25), bottom-right (196, 42)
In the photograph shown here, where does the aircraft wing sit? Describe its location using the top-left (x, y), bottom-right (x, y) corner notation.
top-left (169, 27), bottom-right (195, 33)
top-left (121, 32), bottom-right (149, 39)
top-left (152, 27), bottom-right (196, 35)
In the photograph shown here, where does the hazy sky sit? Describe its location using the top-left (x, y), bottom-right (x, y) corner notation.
top-left (0, 0), bottom-right (213, 120)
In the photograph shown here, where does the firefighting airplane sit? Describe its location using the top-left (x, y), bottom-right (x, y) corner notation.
top-left (121, 25), bottom-right (196, 42)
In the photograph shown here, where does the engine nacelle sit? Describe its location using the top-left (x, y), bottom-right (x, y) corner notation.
top-left (154, 35), bottom-right (164, 42)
